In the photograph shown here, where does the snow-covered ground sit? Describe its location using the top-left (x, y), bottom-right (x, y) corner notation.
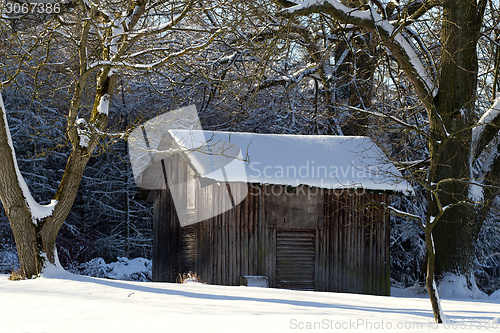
top-left (1, 265), bottom-right (499, 333)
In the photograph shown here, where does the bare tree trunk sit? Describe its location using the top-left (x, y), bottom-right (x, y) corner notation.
top-left (7, 210), bottom-right (40, 276)
top-left (425, 228), bottom-right (443, 323)
top-left (338, 0), bottom-right (377, 136)
top-left (428, 0), bottom-right (483, 278)
top-left (338, 35), bottom-right (377, 136)
top-left (39, 151), bottom-right (92, 264)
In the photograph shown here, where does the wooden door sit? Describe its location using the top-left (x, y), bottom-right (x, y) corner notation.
top-left (276, 229), bottom-right (316, 290)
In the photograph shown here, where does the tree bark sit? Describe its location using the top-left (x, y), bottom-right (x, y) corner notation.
top-left (338, 31), bottom-right (377, 136)
top-left (39, 151), bottom-right (93, 264)
top-left (425, 228), bottom-right (443, 323)
top-left (6, 207), bottom-right (40, 276)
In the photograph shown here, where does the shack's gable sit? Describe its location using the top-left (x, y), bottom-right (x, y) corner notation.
top-left (168, 130), bottom-right (410, 193)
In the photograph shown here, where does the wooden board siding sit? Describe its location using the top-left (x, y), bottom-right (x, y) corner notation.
top-left (318, 190), bottom-right (391, 295)
top-left (152, 152), bottom-right (391, 295)
top-left (152, 188), bottom-right (182, 283)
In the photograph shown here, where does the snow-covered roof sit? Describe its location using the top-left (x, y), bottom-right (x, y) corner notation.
top-left (166, 130), bottom-right (411, 193)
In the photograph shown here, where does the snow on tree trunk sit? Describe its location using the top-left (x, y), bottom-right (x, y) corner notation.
top-left (0, 91), bottom-right (93, 277)
top-left (0, 93), bottom-right (55, 276)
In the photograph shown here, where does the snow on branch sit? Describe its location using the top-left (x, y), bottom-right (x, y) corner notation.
top-left (340, 104), bottom-right (431, 141)
top-left (284, 1), bottom-right (437, 100)
top-left (75, 118), bottom-right (91, 148)
top-left (385, 204), bottom-right (424, 224)
top-left (249, 65), bottom-right (318, 93)
top-left (472, 98), bottom-right (500, 160)
top-left (86, 30), bottom-right (223, 72)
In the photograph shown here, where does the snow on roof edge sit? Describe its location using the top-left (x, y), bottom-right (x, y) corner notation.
top-left (168, 130), bottom-right (413, 194)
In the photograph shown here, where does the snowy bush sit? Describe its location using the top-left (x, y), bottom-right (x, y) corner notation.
top-left (73, 257), bottom-right (152, 282)
top-left (438, 274), bottom-right (487, 299)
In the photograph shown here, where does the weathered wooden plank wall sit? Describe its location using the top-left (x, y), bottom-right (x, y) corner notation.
top-left (170, 186), bottom-right (390, 295)
top-left (152, 188), bottom-right (182, 283)
top-left (319, 190), bottom-right (390, 295)
top-left (153, 154), bottom-right (391, 295)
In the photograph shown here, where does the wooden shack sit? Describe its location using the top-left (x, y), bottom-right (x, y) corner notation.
top-left (145, 131), bottom-right (410, 296)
